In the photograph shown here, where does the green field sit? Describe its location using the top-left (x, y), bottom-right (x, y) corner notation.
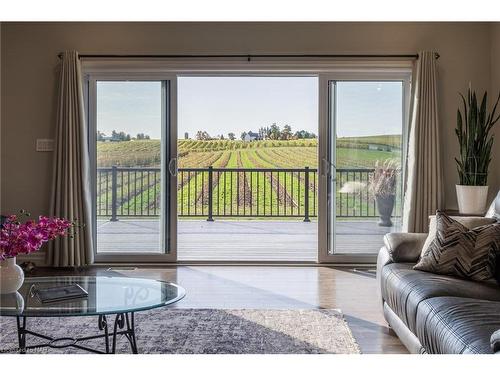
top-left (97, 136), bottom-right (400, 168)
top-left (96, 136), bottom-right (402, 219)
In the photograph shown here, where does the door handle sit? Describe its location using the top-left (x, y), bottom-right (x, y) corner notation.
top-left (321, 158), bottom-right (336, 179)
top-left (168, 158), bottom-right (178, 177)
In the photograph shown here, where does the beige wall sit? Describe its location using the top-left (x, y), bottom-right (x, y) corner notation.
top-left (1, 22), bottom-right (499, 218)
top-left (490, 23), bottom-right (500, 197)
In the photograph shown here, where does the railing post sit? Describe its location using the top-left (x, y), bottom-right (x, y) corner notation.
top-left (207, 166), bottom-right (214, 222)
top-left (110, 165), bottom-right (118, 222)
top-left (303, 166), bottom-right (310, 222)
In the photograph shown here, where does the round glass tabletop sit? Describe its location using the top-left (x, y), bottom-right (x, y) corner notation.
top-left (0, 276), bottom-right (185, 317)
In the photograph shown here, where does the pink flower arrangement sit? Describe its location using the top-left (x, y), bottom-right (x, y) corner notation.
top-left (0, 211), bottom-right (74, 260)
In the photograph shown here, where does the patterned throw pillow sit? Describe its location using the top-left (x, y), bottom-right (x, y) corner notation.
top-left (414, 211), bottom-right (500, 282)
top-left (420, 215), bottom-right (496, 258)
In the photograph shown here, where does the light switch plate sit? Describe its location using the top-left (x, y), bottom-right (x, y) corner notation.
top-left (36, 139), bottom-right (54, 152)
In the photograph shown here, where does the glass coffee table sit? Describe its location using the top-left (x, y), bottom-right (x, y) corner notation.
top-left (0, 276), bottom-right (185, 354)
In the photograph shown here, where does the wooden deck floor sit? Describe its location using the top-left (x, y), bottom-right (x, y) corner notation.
top-left (97, 219), bottom-right (401, 261)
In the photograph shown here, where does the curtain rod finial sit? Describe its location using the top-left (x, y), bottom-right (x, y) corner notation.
top-left (416, 52), bottom-right (440, 60)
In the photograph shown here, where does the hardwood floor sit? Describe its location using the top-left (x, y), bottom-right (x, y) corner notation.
top-left (27, 265), bottom-right (406, 354)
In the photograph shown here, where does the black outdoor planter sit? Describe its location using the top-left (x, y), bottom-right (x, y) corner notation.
top-left (376, 194), bottom-right (395, 227)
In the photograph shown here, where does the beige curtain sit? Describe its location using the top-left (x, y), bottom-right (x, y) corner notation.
top-left (402, 51), bottom-right (444, 233)
top-left (47, 51), bottom-right (94, 267)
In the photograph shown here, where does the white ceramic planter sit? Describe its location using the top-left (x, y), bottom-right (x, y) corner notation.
top-left (0, 257), bottom-right (24, 294)
top-left (456, 185), bottom-right (489, 215)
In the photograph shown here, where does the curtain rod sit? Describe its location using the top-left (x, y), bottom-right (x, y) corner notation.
top-left (57, 52), bottom-right (440, 60)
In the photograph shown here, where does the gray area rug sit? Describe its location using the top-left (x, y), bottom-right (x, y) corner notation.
top-left (0, 308), bottom-right (360, 354)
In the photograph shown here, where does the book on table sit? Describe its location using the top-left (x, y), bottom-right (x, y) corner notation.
top-left (34, 284), bottom-right (88, 303)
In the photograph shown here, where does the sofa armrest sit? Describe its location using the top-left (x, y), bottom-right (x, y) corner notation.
top-left (492, 329), bottom-right (500, 353)
top-left (376, 246), bottom-right (392, 307)
top-left (376, 233), bottom-right (428, 309)
top-left (383, 232), bottom-right (428, 263)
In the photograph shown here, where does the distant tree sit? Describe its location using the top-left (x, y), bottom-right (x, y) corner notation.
top-left (107, 131), bottom-right (129, 141)
top-left (258, 127), bottom-right (268, 140)
top-left (281, 124), bottom-right (292, 140)
top-left (97, 131), bottom-right (106, 141)
top-left (184, 132), bottom-right (189, 139)
top-left (240, 131), bottom-right (247, 140)
top-left (294, 130), bottom-right (317, 139)
top-left (219, 134), bottom-right (225, 140)
top-left (195, 131), bottom-right (211, 140)
top-left (262, 126), bottom-right (271, 140)
top-left (136, 133), bottom-right (151, 140)
top-left (228, 132), bottom-right (235, 140)
top-left (269, 123), bottom-right (281, 140)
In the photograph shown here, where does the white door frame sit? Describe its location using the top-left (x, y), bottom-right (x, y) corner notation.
top-left (317, 71), bottom-right (412, 263)
top-left (86, 72), bottom-right (178, 263)
top-left (83, 59), bottom-right (412, 264)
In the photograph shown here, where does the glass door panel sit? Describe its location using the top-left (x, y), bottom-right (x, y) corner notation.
top-left (328, 80), bottom-right (405, 256)
top-left (93, 80), bottom-right (174, 259)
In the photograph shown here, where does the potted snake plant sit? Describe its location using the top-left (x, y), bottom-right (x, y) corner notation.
top-left (455, 88), bottom-right (500, 214)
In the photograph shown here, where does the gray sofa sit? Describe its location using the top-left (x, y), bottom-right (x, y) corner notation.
top-left (377, 192), bottom-right (500, 354)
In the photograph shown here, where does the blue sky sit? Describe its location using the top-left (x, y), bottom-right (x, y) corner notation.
top-left (177, 76), bottom-right (318, 139)
top-left (96, 78), bottom-right (402, 139)
top-left (336, 81), bottom-right (403, 138)
top-left (97, 81), bottom-right (162, 138)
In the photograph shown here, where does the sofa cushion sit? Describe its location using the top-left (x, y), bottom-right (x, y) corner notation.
top-left (420, 214), bottom-right (496, 258)
top-left (415, 296), bottom-right (500, 354)
top-left (381, 263), bottom-right (500, 332)
top-left (414, 212), bottom-right (500, 281)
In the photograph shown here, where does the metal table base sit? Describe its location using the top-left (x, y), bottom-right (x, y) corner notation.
top-left (16, 312), bottom-right (138, 354)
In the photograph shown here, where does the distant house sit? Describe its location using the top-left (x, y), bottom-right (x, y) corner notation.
top-left (243, 131), bottom-right (261, 142)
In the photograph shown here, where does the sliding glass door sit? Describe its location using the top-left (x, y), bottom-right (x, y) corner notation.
top-left (84, 62), bottom-right (411, 264)
top-left (319, 74), bottom-right (410, 262)
top-left (88, 76), bottom-right (177, 262)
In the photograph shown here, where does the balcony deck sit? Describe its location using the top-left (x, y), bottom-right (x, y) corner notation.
top-left (96, 219), bottom-right (401, 261)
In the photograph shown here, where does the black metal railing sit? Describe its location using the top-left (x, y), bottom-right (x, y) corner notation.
top-left (96, 166), bottom-right (401, 221)
top-left (97, 166), bottom-right (162, 221)
top-left (334, 168), bottom-right (402, 218)
top-left (177, 167), bottom-right (317, 221)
